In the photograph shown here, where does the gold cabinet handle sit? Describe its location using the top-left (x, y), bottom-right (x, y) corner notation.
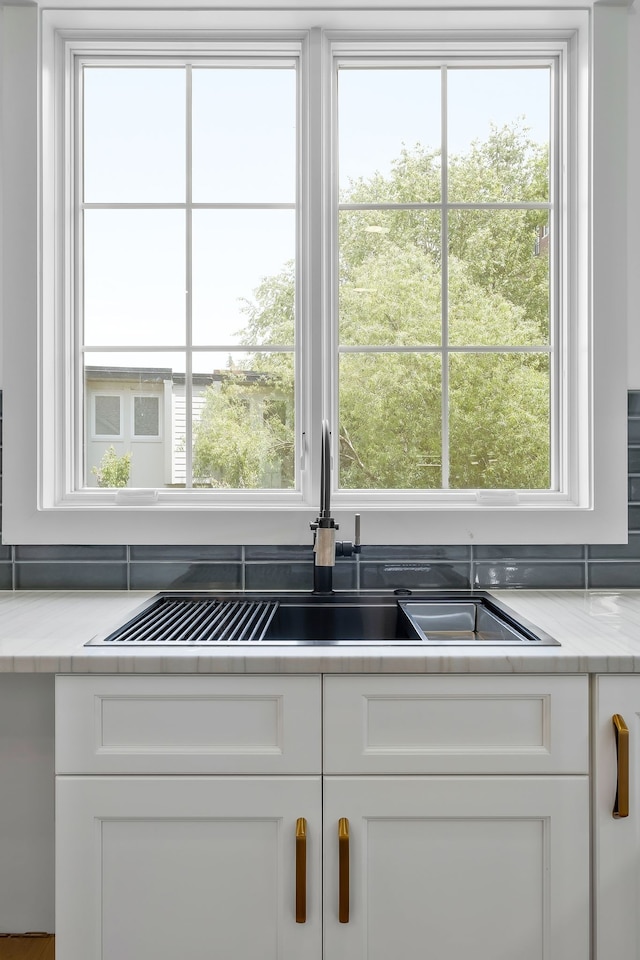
top-left (613, 714), bottom-right (629, 819)
top-left (338, 818), bottom-right (350, 923)
top-left (296, 818), bottom-right (307, 923)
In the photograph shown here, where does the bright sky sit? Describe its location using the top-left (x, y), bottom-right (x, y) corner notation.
top-left (82, 64), bottom-right (549, 370)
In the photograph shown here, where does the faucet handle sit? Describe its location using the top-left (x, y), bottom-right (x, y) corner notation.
top-left (335, 514), bottom-right (362, 558)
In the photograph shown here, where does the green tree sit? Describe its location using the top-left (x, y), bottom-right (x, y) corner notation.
top-left (192, 365), bottom-right (294, 489)
top-left (91, 446), bottom-right (131, 488)
top-left (193, 121), bottom-right (550, 490)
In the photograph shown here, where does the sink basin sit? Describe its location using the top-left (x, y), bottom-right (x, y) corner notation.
top-left (86, 592), bottom-right (558, 647)
top-left (398, 599), bottom-right (558, 645)
top-left (262, 600), bottom-right (415, 643)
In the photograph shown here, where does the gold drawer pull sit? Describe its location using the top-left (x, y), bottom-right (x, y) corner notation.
top-left (296, 818), bottom-right (307, 923)
top-left (338, 818), bottom-right (350, 923)
top-left (613, 714), bottom-right (629, 819)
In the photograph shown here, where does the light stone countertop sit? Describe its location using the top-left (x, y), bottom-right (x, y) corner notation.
top-left (1, 589), bottom-right (640, 673)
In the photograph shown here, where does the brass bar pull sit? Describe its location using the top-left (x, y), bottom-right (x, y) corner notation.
top-left (338, 818), bottom-right (350, 923)
top-left (296, 818), bottom-right (307, 923)
top-left (613, 714), bottom-right (630, 819)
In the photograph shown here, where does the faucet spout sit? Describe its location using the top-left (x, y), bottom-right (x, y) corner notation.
top-left (320, 418), bottom-right (331, 519)
top-left (310, 420), bottom-right (361, 594)
top-left (311, 420), bottom-right (337, 593)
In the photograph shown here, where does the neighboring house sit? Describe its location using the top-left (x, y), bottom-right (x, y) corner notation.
top-left (85, 366), bottom-right (284, 488)
top-left (86, 367), bottom-right (172, 488)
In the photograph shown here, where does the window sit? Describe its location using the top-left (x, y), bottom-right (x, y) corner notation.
top-left (81, 59), bottom-right (296, 490)
top-left (93, 395), bottom-right (122, 439)
top-left (335, 61), bottom-right (552, 492)
top-left (133, 397), bottom-right (160, 439)
top-left (0, 6), bottom-right (627, 544)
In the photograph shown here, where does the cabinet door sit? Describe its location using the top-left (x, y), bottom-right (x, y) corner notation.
top-left (324, 776), bottom-right (589, 960)
top-left (595, 675), bottom-right (640, 960)
top-left (56, 776), bottom-right (321, 960)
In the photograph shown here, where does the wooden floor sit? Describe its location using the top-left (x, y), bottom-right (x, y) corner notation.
top-left (0, 937), bottom-right (54, 959)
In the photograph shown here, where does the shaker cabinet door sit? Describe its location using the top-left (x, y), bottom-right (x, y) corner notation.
top-left (323, 775), bottom-right (589, 960)
top-left (56, 776), bottom-right (322, 960)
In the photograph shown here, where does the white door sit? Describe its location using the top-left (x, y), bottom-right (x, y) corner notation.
top-left (56, 776), bottom-right (321, 960)
top-left (595, 675), bottom-right (640, 960)
top-left (324, 776), bottom-right (589, 960)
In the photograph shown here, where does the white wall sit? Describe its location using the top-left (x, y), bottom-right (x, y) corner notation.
top-left (0, 675), bottom-right (55, 933)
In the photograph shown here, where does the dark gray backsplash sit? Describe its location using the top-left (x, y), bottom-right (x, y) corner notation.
top-left (1, 389), bottom-right (639, 591)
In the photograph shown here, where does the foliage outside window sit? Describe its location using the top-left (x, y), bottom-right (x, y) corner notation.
top-left (91, 446), bottom-right (132, 488)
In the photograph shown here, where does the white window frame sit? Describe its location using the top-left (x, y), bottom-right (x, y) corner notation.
top-left (0, 5), bottom-right (627, 545)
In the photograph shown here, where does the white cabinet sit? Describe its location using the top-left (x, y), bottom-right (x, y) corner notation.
top-left (56, 673), bottom-right (590, 960)
top-left (323, 776), bottom-right (588, 960)
top-left (57, 776), bottom-right (322, 960)
top-left (55, 676), bottom-right (322, 960)
top-left (323, 674), bottom-right (589, 775)
top-left (594, 675), bottom-right (640, 960)
top-left (323, 675), bottom-right (590, 960)
top-left (55, 674), bottom-right (322, 775)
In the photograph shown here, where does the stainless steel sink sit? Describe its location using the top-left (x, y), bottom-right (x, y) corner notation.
top-left (86, 592), bottom-right (558, 647)
top-left (398, 599), bottom-right (558, 645)
top-left (262, 599), bottom-right (415, 643)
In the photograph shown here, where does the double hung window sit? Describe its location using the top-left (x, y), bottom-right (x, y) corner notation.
top-left (80, 51), bottom-right (553, 495)
top-left (0, 6), bottom-right (626, 544)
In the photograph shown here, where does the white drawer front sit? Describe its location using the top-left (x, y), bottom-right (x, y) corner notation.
top-left (323, 675), bottom-right (588, 774)
top-left (56, 675), bottom-right (321, 774)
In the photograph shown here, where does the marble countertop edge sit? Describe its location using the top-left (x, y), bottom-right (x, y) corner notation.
top-left (0, 588), bottom-right (640, 673)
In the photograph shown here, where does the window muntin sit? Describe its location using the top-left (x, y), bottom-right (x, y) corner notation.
top-left (80, 61), bottom-right (297, 490)
top-left (335, 62), bottom-right (553, 492)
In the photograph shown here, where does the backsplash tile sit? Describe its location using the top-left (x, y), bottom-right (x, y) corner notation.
top-left (15, 544), bottom-right (127, 562)
top-left (629, 447), bottom-right (640, 474)
top-left (629, 419), bottom-right (640, 445)
top-left (473, 561), bottom-right (586, 590)
top-left (0, 564), bottom-right (12, 590)
top-left (588, 534), bottom-right (640, 559)
top-left (473, 544), bottom-right (585, 560)
top-left (359, 544), bottom-right (471, 561)
top-left (14, 562), bottom-right (128, 591)
top-left (129, 544), bottom-right (242, 562)
top-left (588, 563), bottom-right (640, 588)
top-left (244, 544), bottom-right (313, 561)
top-left (128, 562), bottom-right (242, 591)
top-left (628, 506), bottom-right (640, 532)
top-left (629, 392), bottom-right (640, 416)
top-left (1, 388), bottom-right (639, 591)
top-left (360, 562), bottom-right (471, 591)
